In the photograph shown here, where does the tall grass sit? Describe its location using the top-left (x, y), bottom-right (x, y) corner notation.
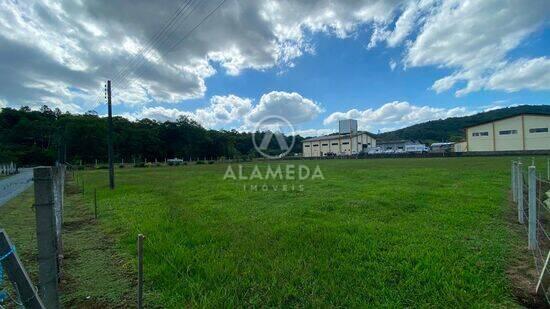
top-left (80, 157), bottom-right (521, 307)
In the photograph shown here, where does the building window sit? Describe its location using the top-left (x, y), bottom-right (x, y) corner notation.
top-left (322, 143), bottom-right (328, 146)
top-left (472, 131), bottom-right (489, 137)
top-left (342, 142), bottom-right (349, 145)
top-left (313, 144), bottom-right (319, 147)
top-left (529, 128), bottom-right (549, 133)
top-left (331, 143), bottom-right (338, 146)
top-left (304, 145), bottom-right (310, 147)
top-left (499, 130), bottom-right (518, 135)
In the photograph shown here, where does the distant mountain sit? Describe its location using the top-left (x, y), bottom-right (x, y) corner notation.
top-left (378, 105), bottom-right (550, 143)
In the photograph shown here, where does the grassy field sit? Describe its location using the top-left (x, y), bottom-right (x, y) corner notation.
top-left (61, 156), bottom-right (528, 307)
top-left (0, 183), bottom-right (133, 307)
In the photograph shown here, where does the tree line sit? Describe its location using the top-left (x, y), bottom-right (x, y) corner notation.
top-left (0, 106), bottom-right (304, 166)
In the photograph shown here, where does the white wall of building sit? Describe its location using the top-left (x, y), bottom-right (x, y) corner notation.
top-left (302, 133), bottom-right (376, 157)
top-left (466, 114), bottom-right (550, 152)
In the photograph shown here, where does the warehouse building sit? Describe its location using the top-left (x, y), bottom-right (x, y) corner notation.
top-left (465, 113), bottom-right (550, 152)
top-left (376, 140), bottom-right (424, 152)
top-left (302, 132), bottom-right (377, 157)
top-left (302, 119), bottom-right (377, 157)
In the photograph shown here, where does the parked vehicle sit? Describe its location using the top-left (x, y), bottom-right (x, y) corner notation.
top-left (405, 144), bottom-right (429, 153)
top-left (367, 147), bottom-right (382, 155)
top-left (430, 142), bottom-right (454, 153)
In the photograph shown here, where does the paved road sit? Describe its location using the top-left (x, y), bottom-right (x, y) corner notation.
top-left (0, 168), bottom-right (33, 206)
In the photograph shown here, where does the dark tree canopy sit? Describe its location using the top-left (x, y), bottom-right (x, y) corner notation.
top-left (0, 107), bottom-right (304, 165)
top-left (378, 105), bottom-right (550, 143)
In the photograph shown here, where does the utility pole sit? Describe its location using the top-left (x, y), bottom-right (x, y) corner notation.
top-left (107, 80), bottom-right (115, 189)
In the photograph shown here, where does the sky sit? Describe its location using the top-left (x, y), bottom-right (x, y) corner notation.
top-left (0, 0), bottom-right (549, 136)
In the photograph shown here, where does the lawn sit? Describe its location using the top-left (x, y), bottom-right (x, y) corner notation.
top-left (70, 156), bottom-right (525, 307)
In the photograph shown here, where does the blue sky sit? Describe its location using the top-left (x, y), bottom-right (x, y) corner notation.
top-left (139, 24), bottom-right (550, 134)
top-left (0, 0), bottom-right (549, 135)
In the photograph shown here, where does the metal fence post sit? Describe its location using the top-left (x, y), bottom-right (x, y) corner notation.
top-left (528, 165), bottom-right (537, 250)
top-left (94, 189), bottom-right (98, 219)
top-left (51, 166), bottom-right (64, 260)
top-left (512, 161), bottom-right (517, 203)
top-left (0, 230), bottom-right (45, 308)
top-left (137, 234), bottom-right (145, 309)
top-left (33, 167), bottom-right (60, 309)
top-left (517, 162), bottom-right (524, 224)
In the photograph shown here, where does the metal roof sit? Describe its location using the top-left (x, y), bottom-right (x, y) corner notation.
top-left (302, 131), bottom-right (376, 142)
top-left (376, 140), bottom-right (423, 145)
top-left (464, 112), bottom-right (550, 129)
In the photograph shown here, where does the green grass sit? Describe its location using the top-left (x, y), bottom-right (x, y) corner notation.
top-left (73, 156), bottom-right (530, 307)
top-left (0, 185), bottom-right (133, 307)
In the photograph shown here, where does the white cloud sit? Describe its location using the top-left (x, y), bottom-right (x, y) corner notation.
top-left (0, 0), bottom-right (547, 113)
top-left (138, 106), bottom-right (192, 122)
top-left (295, 128), bottom-right (336, 137)
top-left (404, 0), bottom-right (549, 96)
top-left (389, 59), bottom-right (397, 71)
top-left (136, 90), bottom-right (322, 130)
top-left (138, 94), bottom-right (252, 127)
top-left (323, 101), bottom-right (471, 132)
top-left (246, 91), bottom-right (323, 125)
top-left (0, 0), bottom-right (409, 111)
top-left (486, 57), bottom-right (550, 92)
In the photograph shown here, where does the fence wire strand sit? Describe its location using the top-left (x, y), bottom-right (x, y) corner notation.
top-left (513, 160), bottom-right (550, 304)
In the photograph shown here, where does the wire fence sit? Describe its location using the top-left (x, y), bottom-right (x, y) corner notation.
top-left (512, 159), bottom-right (550, 304)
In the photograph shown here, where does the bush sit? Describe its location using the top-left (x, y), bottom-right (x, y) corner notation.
top-left (96, 165), bottom-right (108, 170)
top-left (134, 162), bottom-right (146, 168)
top-left (196, 161), bottom-right (206, 165)
top-left (119, 164), bottom-right (125, 168)
top-left (208, 161), bottom-right (215, 164)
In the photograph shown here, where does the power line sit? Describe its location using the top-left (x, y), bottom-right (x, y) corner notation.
top-left (126, 0), bottom-right (227, 86)
top-left (113, 0), bottom-right (203, 88)
top-left (116, 0), bottom-right (226, 91)
top-left (111, 0), bottom-right (195, 84)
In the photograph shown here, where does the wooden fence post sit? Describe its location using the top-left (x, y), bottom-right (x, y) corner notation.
top-left (0, 230), bottom-right (45, 308)
top-left (33, 167), bottom-right (60, 308)
top-left (528, 165), bottom-right (537, 250)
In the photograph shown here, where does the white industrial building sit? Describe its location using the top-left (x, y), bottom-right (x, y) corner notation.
top-left (302, 132), bottom-right (377, 157)
top-left (302, 119), bottom-right (377, 157)
top-left (465, 113), bottom-right (550, 152)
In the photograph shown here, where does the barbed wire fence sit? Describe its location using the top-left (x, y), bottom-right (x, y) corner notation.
top-left (511, 158), bottom-right (550, 304)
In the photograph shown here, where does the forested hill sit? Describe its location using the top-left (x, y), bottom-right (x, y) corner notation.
top-left (378, 105), bottom-right (550, 142)
top-left (0, 106), bottom-right (304, 165)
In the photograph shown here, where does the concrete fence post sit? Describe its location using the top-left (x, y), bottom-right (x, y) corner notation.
top-left (512, 161), bottom-right (517, 203)
top-left (517, 162), bottom-right (524, 224)
top-left (33, 167), bottom-right (60, 309)
top-left (528, 165), bottom-right (537, 250)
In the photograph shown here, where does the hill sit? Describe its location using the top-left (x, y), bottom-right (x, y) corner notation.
top-left (378, 105), bottom-right (550, 143)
